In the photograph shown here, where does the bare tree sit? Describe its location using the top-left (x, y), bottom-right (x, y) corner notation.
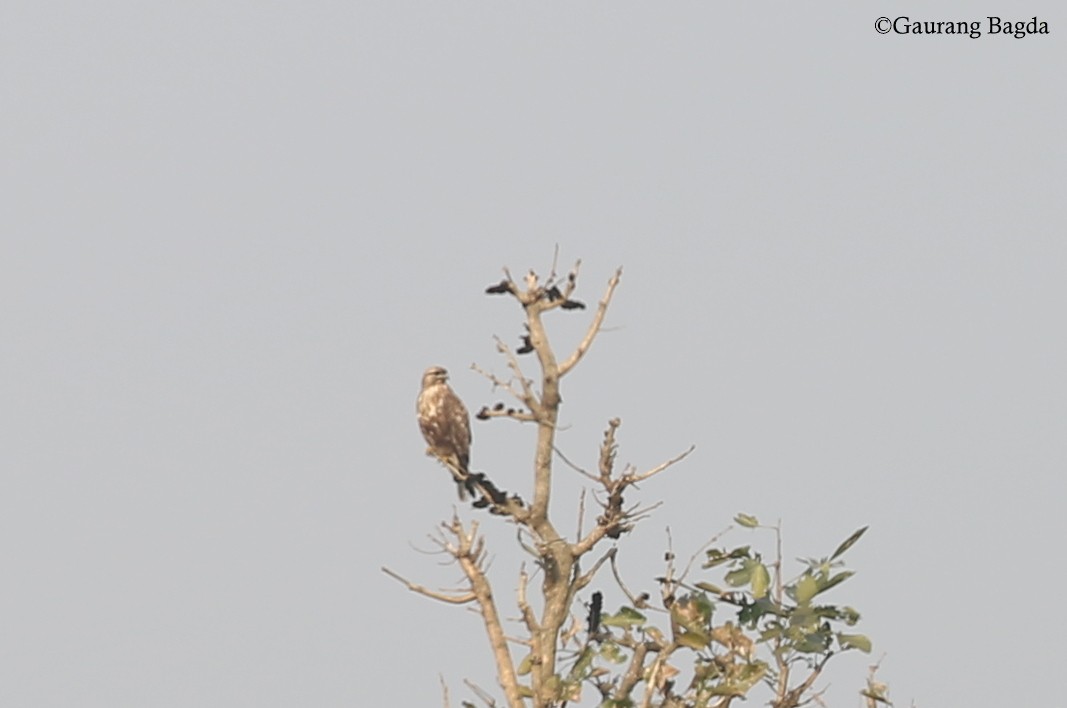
top-left (385, 257), bottom-right (884, 708)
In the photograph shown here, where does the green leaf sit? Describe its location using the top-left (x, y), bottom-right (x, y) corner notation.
top-left (601, 606), bottom-right (646, 628)
top-left (831, 526), bottom-right (868, 560)
top-left (818, 570), bottom-right (854, 596)
top-left (789, 605), bottom-right (817, 632)
top-left (517, 652), bottom-right (533, 676)
top-left (725, 565), bottom-right (752, 588)
top-left (794, 573), bottom-right (819, 605)
top-left (706, 546), bottom-right (752, 568)
top-left (693, 592), bottom-right (715, 619)
top-left (751, 563), bottom-right (771, 599)
top-left (838, 633), bottom-right (872, 653)
top-left (839, 606), bottom-right (861, 625)
top-left (735, 513), bottom-right (759, 528)
top-left (695, 581), bottom-right (724, 594)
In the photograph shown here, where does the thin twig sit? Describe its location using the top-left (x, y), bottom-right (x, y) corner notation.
top-left (678, 526), bottom-right (732, 585)
top-left (609, 552), bottom-right (641, 607)
top-left (494, 336), bottom-right (541, 414)
top-left (560, 267), bottom-right (622, 376)
top-left (517, 565), bottom-right (541, 635)
top-left (470, 362), bottom-right (527, 404)
top-left (576, 488), bottom-right (587, 541)
top-left (628, 445), bottom-right (696, 483)
top-left (555, 445), bottom-right (599, 482)
top-left (463, 679), bottom-right (498, 707)
top-left (381, 567), bottom-right (477, 604)
top-left (778, 652), bottom-right (832, 708)
top-left (574, 548), bottom-right (616, 590)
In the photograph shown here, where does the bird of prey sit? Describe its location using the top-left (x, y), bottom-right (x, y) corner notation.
top-left (417, 366), bottom-right (475, 499)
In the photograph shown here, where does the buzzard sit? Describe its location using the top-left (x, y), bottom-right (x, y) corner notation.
top-left (417, 366), bottom-right (475, 499)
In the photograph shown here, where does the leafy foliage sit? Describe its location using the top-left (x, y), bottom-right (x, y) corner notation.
top-left (551, 520), bottom-right (872, 707)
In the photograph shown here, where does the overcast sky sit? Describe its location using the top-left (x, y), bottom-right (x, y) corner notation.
top-left (3, 2), bottom-right (1064, 706)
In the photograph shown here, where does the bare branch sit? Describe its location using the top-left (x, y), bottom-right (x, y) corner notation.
top-left (574, 548), bottom-right (616, 591)
top-left (503, 635), bottom-right (533, 647)
top-left (774, 519), bottom-right (784, 604)
top-left (614, 639), bottom-right (650, 701)
top-left (440, 674), bottom-right (451, 708)
top-left (628, 445), bottom-right (696, 483)
top-left (560, 611), bottom-right (583, 648)
top-left (775, 652), bottom-right (833, 708)
top-left (559, 267), bottom-right (622, 376)
top-left (517, 565), bottom-right (541, 635)
top-left (494, 336), bottom-right (542, 414)
top-left (463, 679), bottom-right (498, 707)
top-left (572, 518), bottom-right (618, 557)
top-left (484, 268), bottom-right (521, 299)
top-left (639, 640), bottom-right (679, 708)
top-left (576, 487), bottom-right (586, 541)
top-left (609, 552), bottom-right (647, 608)
top-left (435, 517), bottom-right (525, 708)
top-left (475, 405), bottom-right (538, 423)
top-left (863, 655), bottom-right (891, 708)
top-left (516, 528), bottom-right (540, 559)
top-left (471, 362), bottom-right (527, 405)
top-left (381, 567), bottom-right (477, 605)
top-left (549, 259), bottom-right (582, 307)
top-left (568, 423), bottom-right (686, 557)
top-left (554, 445), bottom-right (599, 483)
top-left (432, 458), bottom-right (529, 522)
top-left (678, 527), bottom-right (732, 585)
top-left (599, 418), bottom-right (620, 479)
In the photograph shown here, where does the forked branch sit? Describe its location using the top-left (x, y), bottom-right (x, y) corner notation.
top-left (572, 420), bottom-right (694, 557)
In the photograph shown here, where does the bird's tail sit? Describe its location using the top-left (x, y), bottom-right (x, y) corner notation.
top-left (441, 458), bottom-right (475, 500)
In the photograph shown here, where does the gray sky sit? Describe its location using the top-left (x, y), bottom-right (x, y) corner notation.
top-left (3, 3), bottom-right (1064, 706)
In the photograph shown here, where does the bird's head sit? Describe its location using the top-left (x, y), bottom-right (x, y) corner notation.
top-left (421, 366), bottom-right (449, 389)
